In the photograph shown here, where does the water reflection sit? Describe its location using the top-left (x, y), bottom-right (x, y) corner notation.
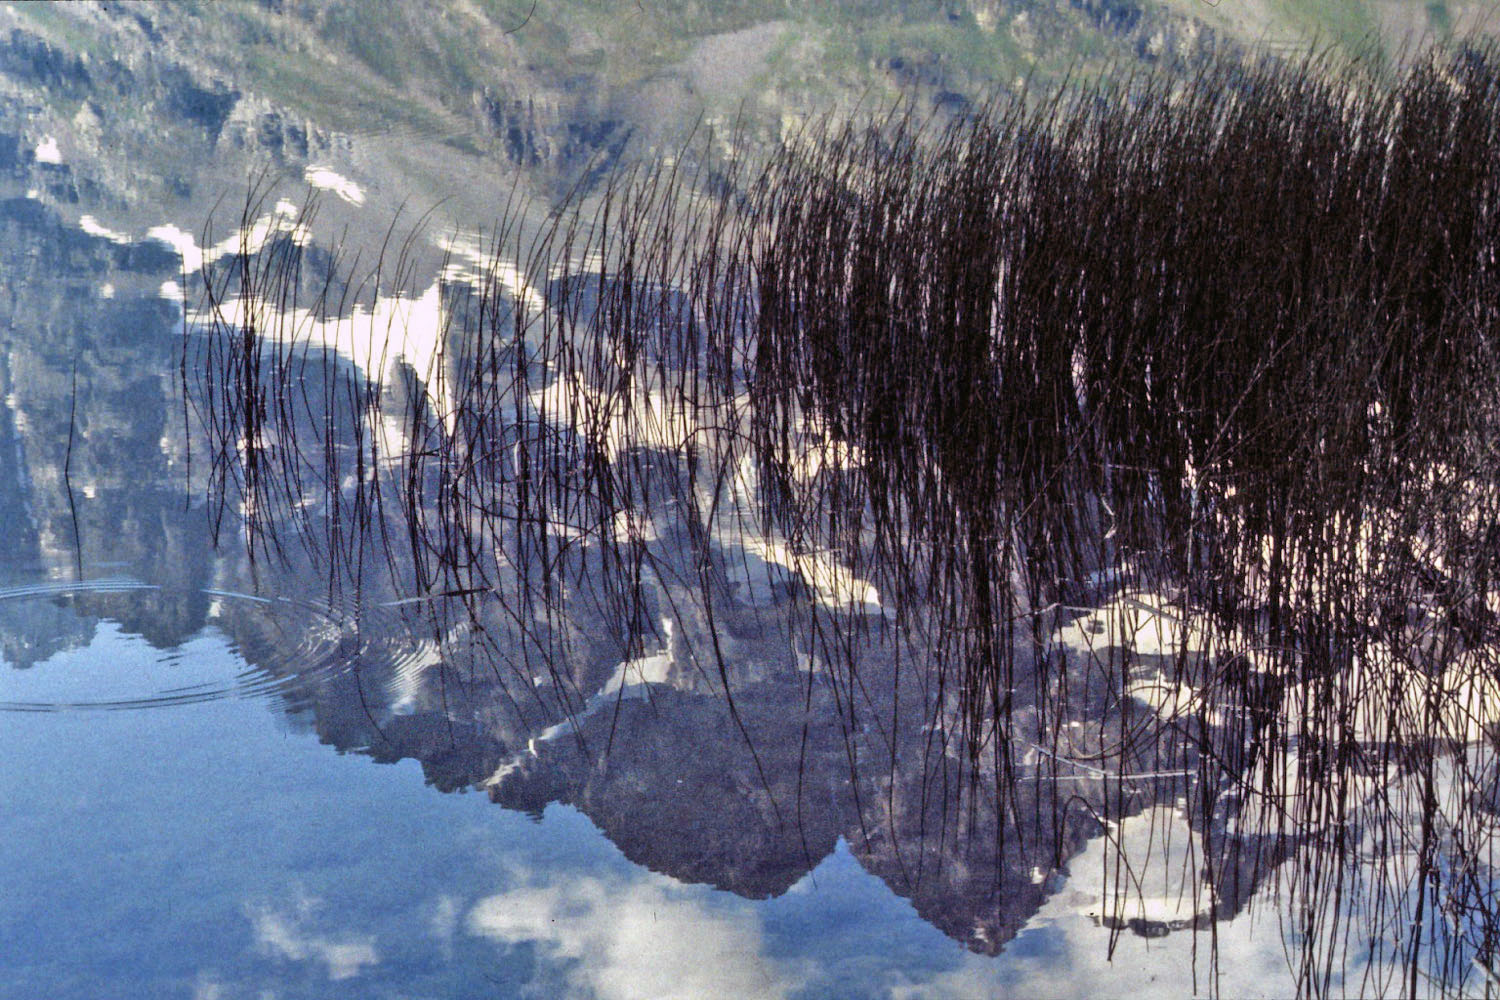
top-left (165, 167), bottom-right (1331, 987)
top-left (0, 168), bottom-right (1250, 999)
top-left (9, 52), bottom-right (1500, 997)
top-left (0, 597), bottom-right (1009, 998)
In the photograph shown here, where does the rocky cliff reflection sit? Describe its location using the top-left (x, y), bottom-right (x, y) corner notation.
top-left (163, 183), bottom-right (1292, 970)
top-left (7, 108), bottom-right (1500, 995)
top-left (0, 183), bottom-right (1192, 969)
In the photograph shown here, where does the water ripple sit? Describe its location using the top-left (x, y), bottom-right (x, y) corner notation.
top-left (0, 579), bottom-right (416, 714)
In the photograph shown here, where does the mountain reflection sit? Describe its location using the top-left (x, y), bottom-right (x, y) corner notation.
top-left (0, 174), bottom-right (1207, 966)
top-left (12, 47), bottom-right (1500, 998)
top-left (164, 181), bottom-right (1284, 969)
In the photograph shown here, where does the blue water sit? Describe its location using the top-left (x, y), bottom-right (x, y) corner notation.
top-left (0, 617), bottom-right (1008, 999)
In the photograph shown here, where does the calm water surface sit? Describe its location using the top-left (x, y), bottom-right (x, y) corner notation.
top-left (0, 594), bottom-right (1299, 999)
top-left (0, 603), bottom-right (975, 998)
top-left (0, 82), bottom-right (1399, 1000)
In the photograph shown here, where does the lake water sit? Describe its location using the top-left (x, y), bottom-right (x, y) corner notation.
top-left (0, 39), bottom-right (1491, 1000)
top-left (0, 137), bottom-right (1308, 1000)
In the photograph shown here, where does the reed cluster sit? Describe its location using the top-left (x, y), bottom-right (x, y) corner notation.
top-left (186, 42), bottom-right (1500, 996)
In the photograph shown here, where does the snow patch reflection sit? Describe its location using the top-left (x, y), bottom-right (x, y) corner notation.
top-left (34, 135), bottom-right (60, 164)
top-left (304, 166), bottom-right (366, 205)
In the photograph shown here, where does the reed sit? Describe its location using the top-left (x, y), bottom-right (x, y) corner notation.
top-left (184, 40), bottom-right (1500, 996)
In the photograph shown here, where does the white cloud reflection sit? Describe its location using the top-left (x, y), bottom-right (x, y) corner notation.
top-left (466, 873), bottom-right (808, 1000)
top-left (247, 897), bottom-right (379, 981)
top-left (887, 804), bottom-right (1302, 1000)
